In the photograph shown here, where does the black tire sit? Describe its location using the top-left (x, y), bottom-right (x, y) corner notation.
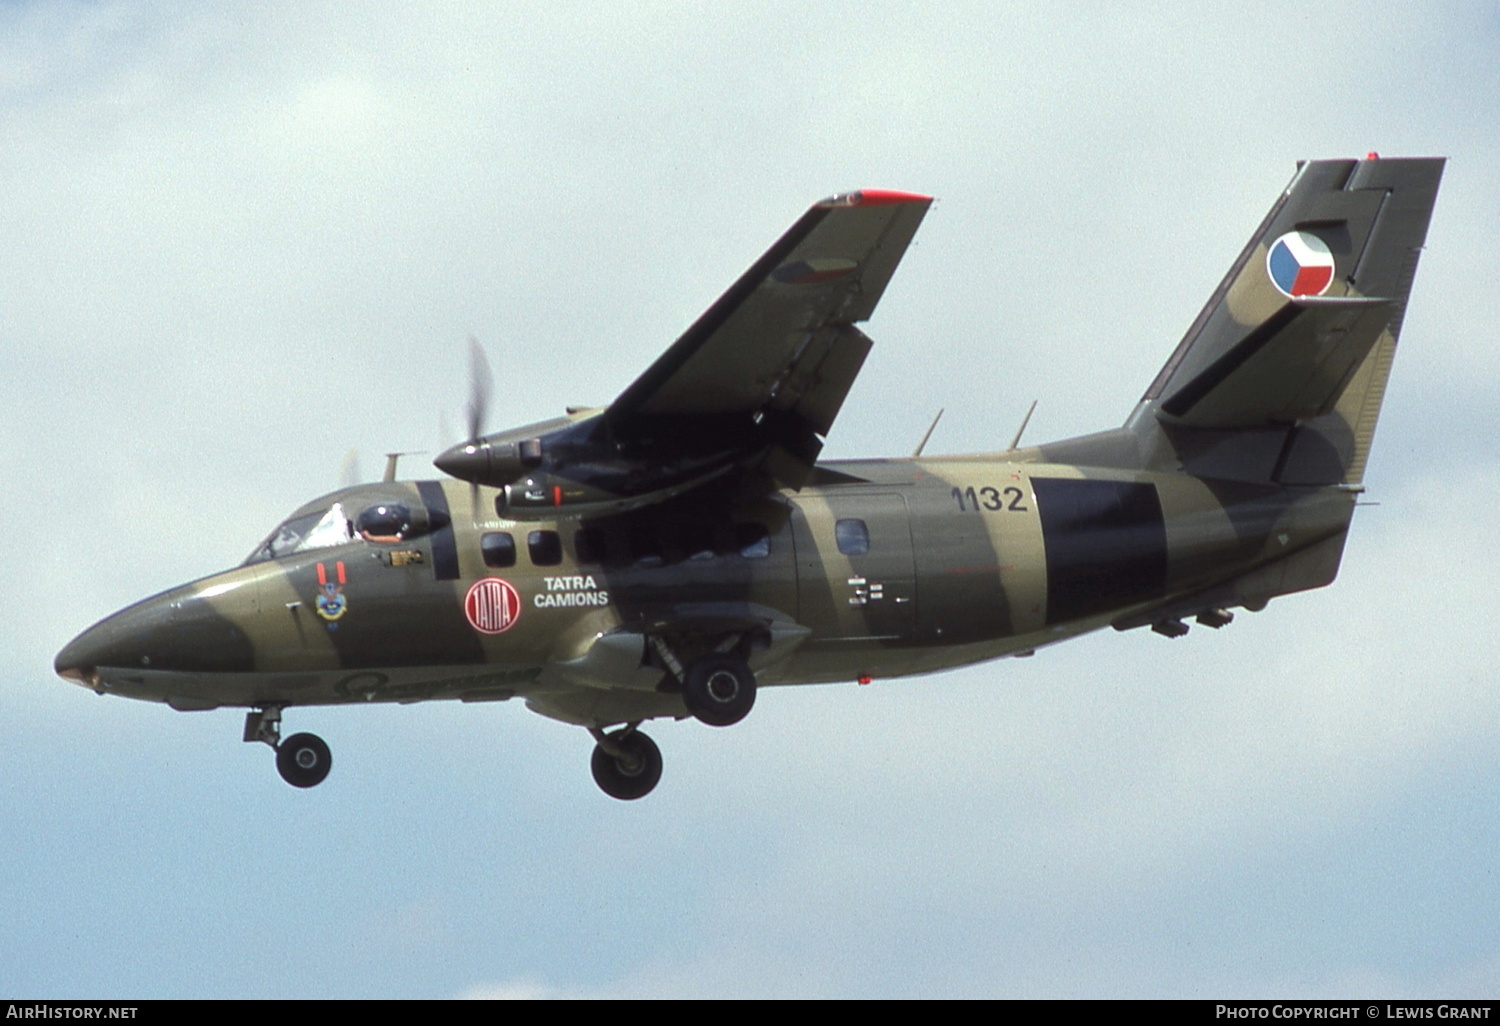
top-left (590, 730), bottom-right (662, 801)
top-left (681, 654), bottom-right (756, 727)
top-left (276, 732), bottom-right (332, 788)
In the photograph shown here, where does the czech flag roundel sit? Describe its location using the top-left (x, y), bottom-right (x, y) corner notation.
top-left (1266, 231), bottom-right (1336, 297)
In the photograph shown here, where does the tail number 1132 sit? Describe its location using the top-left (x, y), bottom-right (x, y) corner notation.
top-left (951, 485), bottom-right (1027, 513)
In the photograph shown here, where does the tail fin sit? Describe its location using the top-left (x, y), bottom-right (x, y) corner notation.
top-left (1139, 156), bottom-right (1443, 485)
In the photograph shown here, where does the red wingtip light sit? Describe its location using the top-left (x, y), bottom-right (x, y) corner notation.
top-left (852, 188), bottom-right (932, 206)
top-left (1366, 151), bottom-right (1380, 160)
top-left (857, 675), bottom-right (873, 685)
top-left (822, 188), bottom-right (933, 208)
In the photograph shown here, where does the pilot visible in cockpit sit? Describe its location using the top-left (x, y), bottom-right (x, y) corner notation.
top-left (355, 503), bottom-right (412, 544)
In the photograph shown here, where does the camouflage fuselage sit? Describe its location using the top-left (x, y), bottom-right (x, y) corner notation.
top-left (60, 457), bottom-right (1354, 729)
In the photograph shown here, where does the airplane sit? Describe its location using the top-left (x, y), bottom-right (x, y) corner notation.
top-left (54, 156), bottom-right (1445, 800)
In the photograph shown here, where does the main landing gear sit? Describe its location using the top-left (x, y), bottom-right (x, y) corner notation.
top-left (245, 707), bottom-right (332, 789)
top-left (589, 725), bottom-right (662, 801)
top-left (681, 654), bottom-right (756, 727)
top-left (648, 638), bottom-right (759, 728)
top-left (585, 650), bottom-right (759, 800)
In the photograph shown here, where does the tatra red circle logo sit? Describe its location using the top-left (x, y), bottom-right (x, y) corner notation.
top-left (464, 577), bottom-right (521, 634)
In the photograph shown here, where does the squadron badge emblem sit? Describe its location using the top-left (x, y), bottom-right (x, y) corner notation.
top-left (315, 561), bottom-right (348, 626)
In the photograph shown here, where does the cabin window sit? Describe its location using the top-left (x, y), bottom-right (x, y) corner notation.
top-left (680, 522), bottom-right (716, 562)
top-left (528, 530), bottom-right (563, 567)
top-left (835, 518), bottom-right (870, 556)
top-left (481, 532), bottom-right (516, 568)
top-left (735, 522), bottom-right (771, 559)
top-left (629, 524), bottom-right (664, 567)
top-left (574, 529), bottom-right (605, 565)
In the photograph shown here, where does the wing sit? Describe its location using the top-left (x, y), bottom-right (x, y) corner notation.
top-left (606, 188), bottom-right (932, 486)
top-left (433, 189), bottom-right (931, 516)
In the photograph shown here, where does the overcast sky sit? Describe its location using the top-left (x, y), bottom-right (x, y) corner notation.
top-left (2, 1), bottom-right (1498, 999)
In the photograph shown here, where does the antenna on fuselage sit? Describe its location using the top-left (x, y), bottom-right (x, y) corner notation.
top-left (1006, 400), bottom-right (1038, 452)
top-left (383, 452), bottom-right (426, 483)
top-left (912, 408), bottom-right (944, 458)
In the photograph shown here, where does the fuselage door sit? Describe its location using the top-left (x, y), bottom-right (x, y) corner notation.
top-left (793, 490), bottom-right (916, 641)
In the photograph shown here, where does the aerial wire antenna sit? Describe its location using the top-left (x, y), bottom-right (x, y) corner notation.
top-left (912, 408), bottom-right (944, 458)
top-left (1006, 400), bottom-right (1038, 452)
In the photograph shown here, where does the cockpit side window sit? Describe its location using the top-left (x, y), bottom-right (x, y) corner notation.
top-left (244, 502), bottom-right (354, 565)
top-left (355, 503), bottom-right (413, 543)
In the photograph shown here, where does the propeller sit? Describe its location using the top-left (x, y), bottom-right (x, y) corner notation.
top-left (449, 335), bottom-right (495, 519)
top-left (466, 334), bottom-right (492, 445)
top-left (338, 447), bottom-right (363, 488)
top-left (435, 341), bottom-right (496, 479)
top-left (434, 334), bottom-right (542, 515)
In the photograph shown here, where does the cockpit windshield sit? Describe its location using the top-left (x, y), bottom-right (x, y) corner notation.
top-left (243, 502), bottom-right (354, 566)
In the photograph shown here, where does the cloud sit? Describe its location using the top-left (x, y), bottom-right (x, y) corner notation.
top-left (4, 0), bottom-right (1498, 999)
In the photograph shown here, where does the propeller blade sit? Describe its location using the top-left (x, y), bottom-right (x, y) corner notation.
top-left (465, 337), bottom-right (498, 521)
top-left (338, 448), bottom-right (362, 488)
top-left (467, 335), bottom-right (493, 443)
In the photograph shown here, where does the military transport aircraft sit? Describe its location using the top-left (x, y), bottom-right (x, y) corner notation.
top-left (54, 156), bottom-right (1444, 799)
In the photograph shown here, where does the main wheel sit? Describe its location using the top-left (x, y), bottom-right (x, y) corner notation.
top-left (590, 730), bottom-right (662, 801)
top-left (681, 654), bottom-right (756, 727)
top-left (276, 732), bottom-right (332, 788)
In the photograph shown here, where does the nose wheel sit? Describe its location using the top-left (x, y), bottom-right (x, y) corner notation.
top-left (244, 707), bottom-right (333, 789)
top-left (276, 732), bottom-right (333, 788)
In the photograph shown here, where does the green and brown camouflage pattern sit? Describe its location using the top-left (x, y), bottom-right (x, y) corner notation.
top-left (56, 158), bottom-right (1445, 738)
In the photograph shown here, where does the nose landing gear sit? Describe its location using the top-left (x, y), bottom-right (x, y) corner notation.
top-left (276, 732), bottom-right (333, 788)
top-left (245, 707), bottom-right (333, 789)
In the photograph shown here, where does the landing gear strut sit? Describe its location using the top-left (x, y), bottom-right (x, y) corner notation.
top-left (589, 725), bottom-right (662, 801)
top-left (244, 707), bottom-right (333, 789)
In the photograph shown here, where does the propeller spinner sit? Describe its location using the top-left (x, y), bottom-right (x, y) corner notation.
top-left (433, 336), bottom-right (545, 489)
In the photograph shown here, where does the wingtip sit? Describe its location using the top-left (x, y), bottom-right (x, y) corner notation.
top-left (820, 188), bottom-right (932, 208)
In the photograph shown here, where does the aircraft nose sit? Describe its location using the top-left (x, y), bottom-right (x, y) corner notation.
top-left (53, 594), bottom-right (176, 687)
top-left (54, 629), bottom-right (102, 685)
top-left (53, 583), bottom-right (257, 687)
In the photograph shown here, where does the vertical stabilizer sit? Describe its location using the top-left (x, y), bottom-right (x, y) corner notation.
top-left (1132, 156), bottom-right (1444, 485)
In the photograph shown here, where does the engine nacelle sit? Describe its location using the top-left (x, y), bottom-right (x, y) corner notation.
top-left (497, 466), bottom-right (731, 520)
